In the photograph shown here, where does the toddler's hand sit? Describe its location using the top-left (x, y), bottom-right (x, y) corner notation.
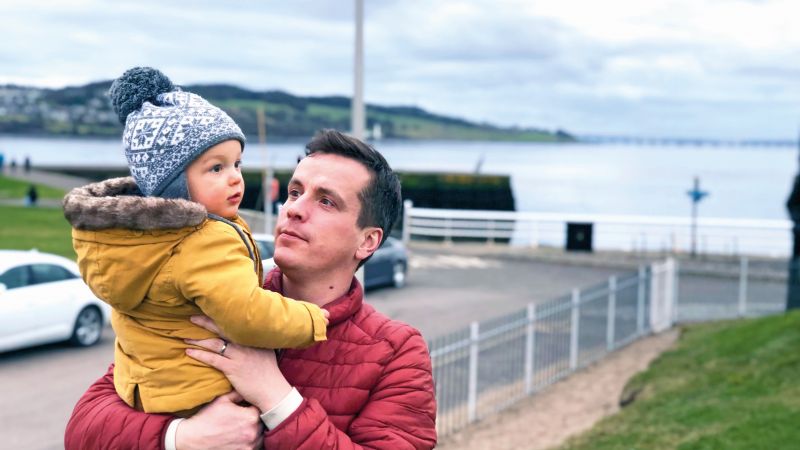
top-left (322, 308), bottom-right (330, 325)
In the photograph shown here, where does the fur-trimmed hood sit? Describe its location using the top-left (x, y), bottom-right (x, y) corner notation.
top-left (63, 177), bottom-right (207, 230)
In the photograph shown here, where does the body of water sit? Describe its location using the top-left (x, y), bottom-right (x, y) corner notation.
top-left (0, 136), bottom-right (794, 221)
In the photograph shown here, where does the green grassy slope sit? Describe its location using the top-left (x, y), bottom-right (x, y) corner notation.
top-left (562, 311), bottom-right (800, 450)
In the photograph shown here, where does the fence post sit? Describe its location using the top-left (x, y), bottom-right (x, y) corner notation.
top-left (467, 321), bottom-right (479, 423)
top-left (738, 256), bottom-right (749, 317)
top-left (666, 258), bottom-right (676, 330)
top-left (444, 218), bottom-right (453, 246)
top-left (607, 276), bottom-right (617, 352)
top-left (637, 265), bottom-right (646, 336)
top-left (524, 303), bottom-right (537, 395)
top-left (488, 219), bottom-right (495, 246)
top-left (570, 288), bottom-right (580, 370)
top-left (402, 200), bottom-right (413, 246)
top-left (672, 259), bottom-right (680, 324)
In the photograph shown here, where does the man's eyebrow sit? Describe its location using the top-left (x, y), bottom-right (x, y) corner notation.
top-left (286, 179), bottom-right (346, 208)
top-left (317, 186), bottom-right (346, 209)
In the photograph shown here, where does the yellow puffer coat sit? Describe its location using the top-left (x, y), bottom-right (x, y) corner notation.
top-left (63, 177), bottom-right (327, 413)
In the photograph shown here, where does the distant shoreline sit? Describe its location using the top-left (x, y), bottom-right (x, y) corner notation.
top-left (0, 131), bottom-right (574, 144)
top-left (0, 82), bottom-right (576, 143)
top-left (3, 133), bottom-right (797, 149)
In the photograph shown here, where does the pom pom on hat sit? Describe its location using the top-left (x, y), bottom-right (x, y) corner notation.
top-left (109, 67), bottom-right (175, 124)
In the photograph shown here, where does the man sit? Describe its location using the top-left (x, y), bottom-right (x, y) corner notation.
top-left (64, 129), bottom-right (437, 449)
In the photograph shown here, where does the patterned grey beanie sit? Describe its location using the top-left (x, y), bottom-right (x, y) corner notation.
top-left (109, 67), bottom-right (246, 199)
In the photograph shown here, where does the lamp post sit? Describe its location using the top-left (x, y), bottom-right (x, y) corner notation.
top-left (352, 0), bottom-right (366, 287)
top-left (786, 132), bottom-right (800, 310)
top-left (257, 106), bottom-right (273, 235)
top-left (351, 0), bottom-right (365, 140)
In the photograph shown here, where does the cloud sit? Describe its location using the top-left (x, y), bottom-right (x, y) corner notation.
top-left (0, 0), bottom-right (798, 139)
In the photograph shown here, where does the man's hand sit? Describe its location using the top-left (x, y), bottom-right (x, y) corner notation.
top-left (175, 391), bottom-right (262, 450)
top-left (186, 315), bottom-right (293, 413)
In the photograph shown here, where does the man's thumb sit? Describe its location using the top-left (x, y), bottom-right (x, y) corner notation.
top-left (218, 390), bottom-right (244, 404)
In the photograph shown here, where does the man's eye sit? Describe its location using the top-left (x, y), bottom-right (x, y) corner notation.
top-left (211, 164), bottom-right (222, 173)
top-left (320, 198), bottom-right (334, 207)
top-left (288, 189), bottom-right (300, 198)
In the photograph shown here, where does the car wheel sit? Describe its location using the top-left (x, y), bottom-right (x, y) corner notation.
top-left (70, 306), bottom-right (103, 347)
top-left (392, 262), bottom-right (406, 288)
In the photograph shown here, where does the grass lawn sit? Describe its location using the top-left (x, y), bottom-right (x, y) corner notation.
top-left (0, 175), bottom-right (73, 256)
top-left (561, 311), bottom-right (800, 450)
top-left (0, 205), bottom-right (75, 258)
top-left (0, 174), bottom-right (65, 199)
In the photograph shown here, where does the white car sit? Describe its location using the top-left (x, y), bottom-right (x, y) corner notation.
top-left (0, 250), bottom-right (112, 353)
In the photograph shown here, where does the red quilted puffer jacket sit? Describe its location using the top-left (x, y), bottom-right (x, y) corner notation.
top-left (65, 270), bottom-right (437, 449)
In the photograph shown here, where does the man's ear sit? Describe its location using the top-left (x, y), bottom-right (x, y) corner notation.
top-left (355, 227), bottom-right (383, 262)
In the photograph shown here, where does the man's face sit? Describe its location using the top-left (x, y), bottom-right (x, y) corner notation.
top-left (273, 153), bottom-right (379, 276)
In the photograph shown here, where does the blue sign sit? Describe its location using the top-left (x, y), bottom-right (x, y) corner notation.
top-left (687, 177), bottom-right (709, 204)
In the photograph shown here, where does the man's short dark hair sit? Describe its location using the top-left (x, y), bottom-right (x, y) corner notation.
top-left (305, 129), bottom-right (402, 264)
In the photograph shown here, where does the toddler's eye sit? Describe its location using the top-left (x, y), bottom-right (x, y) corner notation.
top-left (211, 164), bottom-right (222, 173)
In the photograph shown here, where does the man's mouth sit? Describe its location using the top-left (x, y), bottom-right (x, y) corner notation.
top-left (279, 229), bottom-right (306, 241)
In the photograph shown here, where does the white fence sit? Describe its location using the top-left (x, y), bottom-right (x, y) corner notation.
top-left (676, 257), bottom-right (787, 321)
top-left (428, 256), bottom-right (787, 438)
top-left (402, 201), bottom-right (792, 258)
top-left (430, 260), bottom-right (676, 437)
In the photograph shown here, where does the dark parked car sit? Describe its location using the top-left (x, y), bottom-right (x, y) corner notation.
top-left (363, 236), bottom-right (408, 289)
top-left (252, 234), bottom-right (408, 290)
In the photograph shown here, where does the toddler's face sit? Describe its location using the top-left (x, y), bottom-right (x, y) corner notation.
top-left (186, 140), bottom-right (244, 218)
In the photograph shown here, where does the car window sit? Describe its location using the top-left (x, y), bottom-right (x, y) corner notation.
top-left (0, 265), bottom-right (31, 290)
top-left (29, 264), bottom-right (77, 285)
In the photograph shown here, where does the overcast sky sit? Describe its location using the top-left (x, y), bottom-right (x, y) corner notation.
top-left (2, 0), bottom-right (799, 139)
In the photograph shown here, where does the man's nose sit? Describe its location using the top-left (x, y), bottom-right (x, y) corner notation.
top-left (284, 196), bottom-right (307, 221)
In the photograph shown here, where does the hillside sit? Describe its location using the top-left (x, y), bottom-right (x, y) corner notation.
top-left (562, 311), bottom-right (800, 450)
top-left (0, 81), bottom-right (573, 142)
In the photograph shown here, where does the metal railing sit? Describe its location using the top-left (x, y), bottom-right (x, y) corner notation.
top-left (676, 256), bottom-right (787, 322)
top-left (428, 256), bottom-right (787, 438)
top-left (402, 201), bottom-right (791, 258)
top-left (428, 260), bottom-right (678, 437)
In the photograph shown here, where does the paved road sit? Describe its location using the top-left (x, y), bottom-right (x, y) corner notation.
top-left (368, 246), bottom-right (623, 337)
top-left (0, 328), bottom-right (115, 450)
top-left (0, 244), bottom-right (787, 449)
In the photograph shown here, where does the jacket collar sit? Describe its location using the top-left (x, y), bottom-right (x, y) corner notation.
top-left (264, 268), bottom-right (363, 326)
top-left (63, 177), bottom-right (207, 230)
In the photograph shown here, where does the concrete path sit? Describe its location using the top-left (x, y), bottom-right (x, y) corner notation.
top-left (1, 168), bottom-right (91, 192)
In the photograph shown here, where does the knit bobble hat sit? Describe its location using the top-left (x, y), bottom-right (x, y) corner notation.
top-left (108, 67), bottom-right (246, 199)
